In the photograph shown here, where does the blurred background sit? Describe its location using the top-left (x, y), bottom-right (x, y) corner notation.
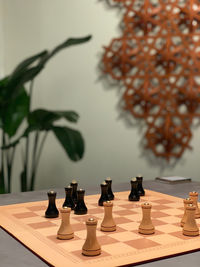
top-left (0, 0), bottom-right (199, 192)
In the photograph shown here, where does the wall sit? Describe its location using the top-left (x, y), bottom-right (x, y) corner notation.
top-left (0, 0), bottom-right (4, 78)
top-left (2, 0), bottom-right (200, 192)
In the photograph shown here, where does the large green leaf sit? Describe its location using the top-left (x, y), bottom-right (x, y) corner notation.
top-left (52, 126), bottom-right (84, 161)
top-left (11, 50), bottom-right (48, 77)
top-left (6, 35), bottom-right (92, 97)
top-left (47, 35), bottom-right (92, 60)
top-left (28, 109), bottom-right (79, 130)
top-left (3, 87), bottom-right (30, 137)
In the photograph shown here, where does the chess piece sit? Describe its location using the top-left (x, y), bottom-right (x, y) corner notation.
top-left (129, 178), bottom-right (140, 201)
top-left (57, 207), bottom-right (74, 240)
top-left (70, 179), bottom-right (78, 204)
top-left (98, 181), bottom-right (109, 206)
top-left (138, 202), bottom-right (155, 234)
top-left (136, 175), bottom-right (145, 196)
top-left (63, 186), bottom-right (75, 210)
top-left (74, 189), bottom-right (87, 215)
top-left (45, 191), bottom-right (59, 218)
top-left (101, 201), bottom-right (116, 232)
top-left (189, 192), bottom-right (200, 218)
top-left (183, 204), bottom-right (199, 236)
top-left (105, 177), bottom-right (114, 200)
top-left (82, 218), bottom-right (101, 256)
top-left (180, 198), bottom-right (193, 227)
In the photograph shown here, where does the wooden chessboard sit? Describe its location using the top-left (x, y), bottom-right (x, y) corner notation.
top-left (1, 190), bottom-right (200, 267)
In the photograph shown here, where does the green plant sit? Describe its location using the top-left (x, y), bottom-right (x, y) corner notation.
top-left (0, 35), bottom-right (92, 193)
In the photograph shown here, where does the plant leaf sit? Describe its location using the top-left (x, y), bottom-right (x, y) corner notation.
top-left (28, 109), bottom-right (79, 130)
top-left (51, 126), bottom-right (84, 161)
top-left (47, 35), bottom-right (92, 61)
top-left (3, 87), bottom-right (30, 137)
top-left (11, 50), bottom-right (48, 76)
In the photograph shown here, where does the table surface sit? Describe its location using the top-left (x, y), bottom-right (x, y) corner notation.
top-left (1, 180), bottom-right (200, 267)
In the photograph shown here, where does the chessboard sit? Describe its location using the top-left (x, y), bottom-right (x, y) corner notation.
top-left (1, 189), bottom-right (200, 267)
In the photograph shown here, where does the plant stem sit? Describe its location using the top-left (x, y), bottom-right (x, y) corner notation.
top-left (30, 132), bottom-right (48, 191)
top-left (29, 131), bottom-right (39, 191)
top-left (7, 146), bottom-right (16, 193)
top-left (23, 80), bottom-right (34, 192)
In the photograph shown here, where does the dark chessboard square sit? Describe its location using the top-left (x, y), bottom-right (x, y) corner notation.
top-left (73, 223), bottom-right (87, 231)
top-left (151, 211), bottom-right (169, 218)
top-left (13, 212), bottom-right (38, 219)
top-left (27, 205), bottom-right (46, 211)
top-left (152, 205), bottom-right (172, 210)
top-left (88, 207), bottom-right (103, 214)
top-left (97, 235), bottom-right (119, 245)
top-left (114, 217), bottom-right (133, 224)
top-left (119, 203), bottom-right (139, 209)
top-left (170, 231), bottom-right (195, 240)
top-left (114, 209), bottom-right (137, 216)
top-left (72, 249), bottom-right (111, 260)
top-left (152, 219), bottom-right (168, 226)
top-left (125, 238), bottom-right (160, 250)
top-left (153, 199), bottom-right (175, 204)
top-left (28, 221), bottom-right (57, 229)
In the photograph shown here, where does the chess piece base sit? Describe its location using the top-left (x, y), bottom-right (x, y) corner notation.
top-left (82, 248), bottom-right (101, 256)
top-left (183, 229), bottom-right (199, 236)
top-left (139, 227), bottom-right (155, 235)
top-left (101, 225), bottom-right (116, 232)
top-left (57, 233), bottom-right (74, 240)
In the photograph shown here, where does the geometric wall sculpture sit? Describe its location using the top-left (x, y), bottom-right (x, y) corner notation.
top-left (102, 0), bottom-right (200, 160)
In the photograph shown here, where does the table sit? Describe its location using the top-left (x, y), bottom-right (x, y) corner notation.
top-left (1, 180), bottom-right (200, 267)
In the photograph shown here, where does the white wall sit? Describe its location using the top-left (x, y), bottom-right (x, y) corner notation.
top-left (2, 0), bottom-right (200, 192)
top-left (0, 0), bottom-right (5, 78)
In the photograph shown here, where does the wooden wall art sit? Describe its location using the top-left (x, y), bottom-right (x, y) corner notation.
top-left (102, 0), bottom-right (200, 160)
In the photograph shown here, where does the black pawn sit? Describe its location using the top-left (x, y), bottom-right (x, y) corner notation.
top-left (63, 186), bottom-right (75, 210)
top-left (70, 180), bottom-right (78, 204)
top-left (45, 191), bottom-right (59, 218)
top-left (105, 177), bottom-right (114, 200)
top-left (129, 178), bottom-right (140, 201)
top-left (98, 182), bottom-right (109, 206)
top-left (136, 175), bottom-right (145, 196)
top-left (74, 189), bottom-right (87, 215)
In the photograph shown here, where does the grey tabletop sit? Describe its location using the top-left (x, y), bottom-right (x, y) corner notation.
top-left (1, 180), bottom-right (200, 267)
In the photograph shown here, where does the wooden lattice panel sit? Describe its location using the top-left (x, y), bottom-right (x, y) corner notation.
top-left (102, 0), bottom-right (200, 159)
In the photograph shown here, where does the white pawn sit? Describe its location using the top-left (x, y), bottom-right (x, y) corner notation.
top-left (138, 202), bottom-right (155, 235)
top-left (57, 207), bottom-right (74, 240)
top-left (101, 201), bottom-right (116, 232)
top-left (82, 218), bottom-right (101, 256)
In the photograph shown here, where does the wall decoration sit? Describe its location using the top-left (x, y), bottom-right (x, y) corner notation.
top-left (102, 0), bottom-right (200, 160)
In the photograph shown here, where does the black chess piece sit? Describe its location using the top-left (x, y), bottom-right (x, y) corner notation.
top-left (136, 175), bottom-right (145, 196)
top-left (129, 178), bottom-right (140, 201)
top-left (63, 186), bottom-right (75, 210)
top-left (105, 177), bottom-right (114, 200)
top-left (98, 181), bottom-right (109, 206)
top-left (70, 180), bottom-right (78, 204)
top-left (74, 189), bottom-right (88, 215)
top-left (45, 191), bottom-right (59, 218)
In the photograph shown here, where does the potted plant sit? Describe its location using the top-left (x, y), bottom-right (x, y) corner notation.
top-left (0, 35), bottom-right (92, 193)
